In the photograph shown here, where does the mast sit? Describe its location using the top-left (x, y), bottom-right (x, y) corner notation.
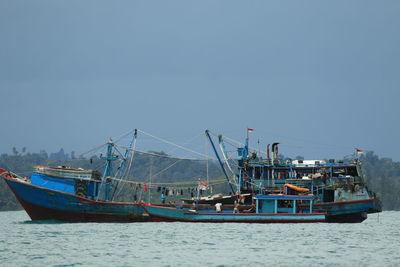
top-left (110, 129), bottom-right (137, 201)
top-left (97, 139), bottom-right (119, 201)
top-left (218, 135), bottom-right (236, 175)
top-left (218, 135), bottom-right (238, 189)
top-left (205, 130), bottom-right (236, 194)
top-left (245, 130), bottom-right (249, 160)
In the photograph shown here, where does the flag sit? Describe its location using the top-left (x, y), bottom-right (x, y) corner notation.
top-left (356, 148), bottom-right (364, 154)
top-left (143, 184), bottom-right (148, 192)
top-left (247, 128), bottom-right (254, 132)
top-left (198, 181), bottom-right (209, 190)
top-left (109, 137), bottom-right (113, 142)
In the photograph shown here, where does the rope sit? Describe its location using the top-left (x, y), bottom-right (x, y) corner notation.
top-left (112, 133), bottom-right (138, 199)
top-left (79, 143), bottom-right (107, 158)
top-left (116, 146), bottom-right (214, 161)
top-left (163, 132), bottom-right (204, 157)
top-left (150, 159), bottom-right (183, 179)
top-left (107, 176), bottom-right (227, 187)
top-left (137, 129), bottom-right (210, 158)
top-left (141, 135), bottom-right (211, 182)
top-left (111, 129), bottom-right (136, 143)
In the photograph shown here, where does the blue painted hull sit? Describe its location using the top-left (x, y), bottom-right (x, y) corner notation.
top-left (312, 199), bottom-right (378, 222)
top-left (3, 176), bottom-right (149, 222)
top-left (142, 204), bottom-right (326, 223)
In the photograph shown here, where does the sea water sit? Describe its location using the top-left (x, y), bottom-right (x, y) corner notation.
top-left (0, 211), bottom-right (399, 266)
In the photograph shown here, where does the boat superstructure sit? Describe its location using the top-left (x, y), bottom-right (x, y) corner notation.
top-left (200, 129), bottom-right (382, 223)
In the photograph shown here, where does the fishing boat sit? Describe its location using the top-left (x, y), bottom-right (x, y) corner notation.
top-left (0, 168), bottom-right (149, 222)
top-left (195, 130), bottom-right (382, 223)
top-left (142, 194), bottom-right (326, 223)
top-left (0, 130), bottom-right (150, 222)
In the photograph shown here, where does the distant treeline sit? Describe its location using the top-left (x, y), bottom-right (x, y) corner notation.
top-left (0, 149), bottom-right (399, 211)
top-left (360, 151), bottom-right (400, 210)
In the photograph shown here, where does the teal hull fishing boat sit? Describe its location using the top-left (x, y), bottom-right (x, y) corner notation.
top-left (142, 194), bottom-right (326, 223)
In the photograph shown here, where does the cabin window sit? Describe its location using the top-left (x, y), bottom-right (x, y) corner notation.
top-left (278, 200), bottom-right (293, 208)
top-left (273, 169), bottom-right (290, 179)
top-left (254, 167), bottom-right (261, 179)
top-left (323, 189), bottom-right (335, 202)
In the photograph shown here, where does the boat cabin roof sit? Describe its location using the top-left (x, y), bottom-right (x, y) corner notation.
top-left (254, 194), bottom-right (314, 200)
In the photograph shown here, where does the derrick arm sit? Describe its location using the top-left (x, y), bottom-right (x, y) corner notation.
top-left (205, 130), bottom-right (236, 194)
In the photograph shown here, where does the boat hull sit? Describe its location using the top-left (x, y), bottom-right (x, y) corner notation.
top-left (3, 175), bottom-right (150, 222)
top-left (311, 198), bottom-right (379, 223)
top-left (142, 204), bottom-right (326, 223)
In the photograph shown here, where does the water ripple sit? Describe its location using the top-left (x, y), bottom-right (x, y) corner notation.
top-left (1, 211), bottom-right (400, 266)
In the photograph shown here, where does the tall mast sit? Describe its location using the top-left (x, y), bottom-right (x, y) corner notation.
top-left (97, 139), bottom-right (119, 201)
top-left (218, 135), bottom-right (238, 188)
top-left (205, 130), bottom-right (236, 194)
top-left (244, 129), bottom-right (250, 160)
top-left (110, 129), bottom-right (137, 201)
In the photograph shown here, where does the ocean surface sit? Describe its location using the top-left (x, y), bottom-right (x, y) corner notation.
top-left (0, 211), bottom-right (399, 267)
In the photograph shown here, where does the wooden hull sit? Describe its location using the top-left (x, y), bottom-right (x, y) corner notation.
top-left (141, 204), bottom-right (326, 223)
top-left (2, 173), bottom-right (150, 222)
top-left (185, 193), bottom-right (380, 223)
top-left (306, 198), bottom-right (380, 223)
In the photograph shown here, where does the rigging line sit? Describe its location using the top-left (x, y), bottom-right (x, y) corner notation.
top-left (122, 134), bottom-right (138, 180)
top-left (147, 180), bottom-right (227, 186)
top-left (116, 146), bottom-right (215, 161)
top-left (79, 143), bottom-right (107, 158)
top-left (208, 131), bottom-right (243, 147)
top-left (111, 129), bottom-right (135, 143)
top-left (164, 132), bottom-right (204, 156)
top-left (78, 129), bottom-right (134, 158)
top-left (205, 135), bottom-right (209, 185)
top-left (107, 176), bottom-right (227, 186)
top-left (218, 140), bottom-right (235, 176)
top-left (113, 132), bottom-right (138, 200)
top-left (149, 159), bottom-right (183, 179)
top-left (220, 136), bottom-right (244, 147)
top-left (142, 147), bottom-right (208, 183)
top-left (209, 131), bottom-right (268, 157)
top-left (112, 145), bottom-right (126, 159)
top-left (218, 138), bottom-right (238, 189)
top-left (224, 137), bottom-right (268, 158)
top-left (137, 129), bottom-right (210, 158)
top-left (147, 135), bottom-right (211, 180)
top-left (223, 133), bottom-right (267, 157)
top-left (219, 138), bottom-right (242, 149)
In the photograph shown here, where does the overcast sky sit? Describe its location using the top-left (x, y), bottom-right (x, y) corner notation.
top-left (0, 0), bottom-right (399, 160)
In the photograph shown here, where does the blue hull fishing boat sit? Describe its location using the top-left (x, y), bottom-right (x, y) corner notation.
top-left (142, 195), bottom-right (326, 223)
top-left (0, 130), bottom-right (150, 222)
top-left (1, 169), bottom-right (148, 222)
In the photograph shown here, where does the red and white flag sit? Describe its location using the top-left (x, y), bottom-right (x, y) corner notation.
top-left (198, 181), bottom-right (209, 190)
top-left (247, 128), bottom-right (254, 132)
top-left (356, 148), bottom-right (364, 154)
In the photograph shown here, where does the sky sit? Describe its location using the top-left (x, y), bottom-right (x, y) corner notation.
top-left (0, 0), bottom-right (399, 161)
